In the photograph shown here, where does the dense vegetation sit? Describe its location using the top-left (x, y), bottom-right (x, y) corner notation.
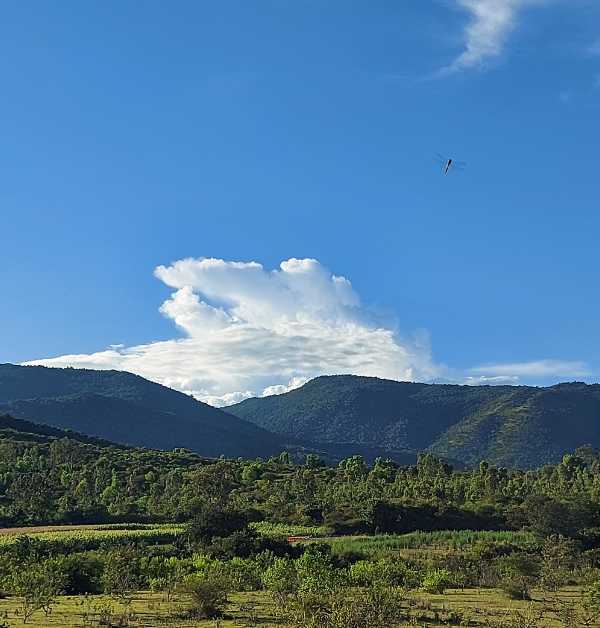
top-left (0, 413), bottom-right (600, 625)
top-left (1, 411), bottom-right (600, 533)
top-left (229, 375), bottom-right (600, 467)
top-left (0, 364), bottom-right (284, 458)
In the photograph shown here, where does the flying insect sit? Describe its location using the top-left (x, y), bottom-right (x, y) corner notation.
top-left (435, 153), bottom-right (466, 175)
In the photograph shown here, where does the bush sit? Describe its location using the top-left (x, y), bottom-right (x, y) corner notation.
top-left (281, 586), bottom-right (405, 628)
top-left (501, 575), bottom-right (532, 601)
top-left (296, 545), bottom-right (346, 594)
top-left (349, 559), bottom-right (408, 587)
top-left (262, 557), bottom-right (299, 595)
top-left (221, 557), bottom-right (262, 591)
top-left (46, 553), bottom-right (104, 594)
top-left (540, 536), bottom-right (578, 591)
top-left (471, 540), bottom-right (520, 561)
top-left (185, 504), bottom-right (248, 546)
top-left (102, 546), bottom-right (141, 602)
top-left (12, 562), bottom-right (65, 623)
top-left (498, 553), bottom-right (540, 601)
top-left (330, 585), bottom-right (406, 627)
top-left (141, 555), bottom-right (193, 599)
top-left (182, 573), bottom-right (230, 619)
top-left (586, 579), bottom-right (600, 613)
top-left (419, 568), bottom-right (454, 594)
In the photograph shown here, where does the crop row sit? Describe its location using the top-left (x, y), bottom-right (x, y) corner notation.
top-left (0, 524), bottom-right (185, 552)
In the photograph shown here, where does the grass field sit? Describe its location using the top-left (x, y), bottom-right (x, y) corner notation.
top-left (0, 523), bottom-right (184, 551)
top-left (0, 587), bottom-right (586, 627)
top-left (249, 521), bottom-right (331, 538)
top-left (326, 530), bottom-right (537, 556)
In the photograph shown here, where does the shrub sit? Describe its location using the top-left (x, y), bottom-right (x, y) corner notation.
top-left (330, 585), bottom-right (405, 627)
top-left (46, 553), bottom-right (104, 594)
top-left (471, 540), bottom-right (519, 561)
top-left (501, 575), bottom-right (532, 601)
top-left (102, 546), bottom-right (141, 603)
top-left (12, 562), bottom-right (65, 623)
top-left (498, 554), bottom-right (540, 601)
top-left (349, 559), bottom-right (407, 587)
top-left (419, 568), bottom-right (454, 594)
top-left (540, 536), bottom-right (578, 591)
top-left (185, 504), bottom-right (248, 546)
top-left (296, 545), bottom-right (346, 594)
top-left (281, 586), bottom-right (405, 628)
top-left (262, 557), bottom-right (299, 595)
top-left (141, 555), bottom-right (192, 599)
top-left (221, 557), bottom-right (262, 591)
top-left (181, 573), bottom-right (230, 619)
top-left (205, 527), bottom-right (295, 560)
top-left (586, 579), bottom-right (600, 613)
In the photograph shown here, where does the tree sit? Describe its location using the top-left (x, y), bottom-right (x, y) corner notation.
top-left (498, 554), bottom-right (540, 601)
top-left (12, 562), bottom-right (65, 623)
top-left (185, 503), bottom-right (249, 546)
top-left (102, 546), bottom-right (141, 605)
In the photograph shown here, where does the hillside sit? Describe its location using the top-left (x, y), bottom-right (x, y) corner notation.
top-left (228, 375), bottom-right (600, 467)
top-left (0, 412), bottom-right (126, 448)
top-left (430, 382), bottom-right (600, 467)
top-left (0, 364), bottom-right (284, 458)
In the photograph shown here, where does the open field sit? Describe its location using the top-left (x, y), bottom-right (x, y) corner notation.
top-left (312, 530), bottom-right (538, 556)
top-left (0, 523), bottom-right (183, 537)
top-left (0, 523), bottom-right (184, 551)
top-left (249, 521), bottom-right (331, 538)
top-left (0, 587), bottom-right (588, 627)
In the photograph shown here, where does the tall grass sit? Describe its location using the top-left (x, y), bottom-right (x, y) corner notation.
top-left (0, 523), bottom-right (184, 552)
top-left (330, 530), bottom-right (536, 556)
top-left (250, 522), bottom-right (331, 538)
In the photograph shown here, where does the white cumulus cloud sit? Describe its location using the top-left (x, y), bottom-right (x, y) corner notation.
top-left (25, 257), bottom-right (441, 406)
top-left (443, 0), bottom-right (550, 73)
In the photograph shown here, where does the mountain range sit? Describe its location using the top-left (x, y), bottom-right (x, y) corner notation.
top-left (228, 375), bottom-right (600, 468)
top-left (2, 364), bottom-right (599, 468)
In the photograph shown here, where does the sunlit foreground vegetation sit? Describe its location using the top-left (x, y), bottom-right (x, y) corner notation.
top-left (0, 522), bottom-right (598, 627)
top-left (0, 428), bottom-right (599, 626)
top-left (0, 587), bottom-right (595, 627)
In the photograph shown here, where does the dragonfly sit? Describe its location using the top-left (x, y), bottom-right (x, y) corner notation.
top-left (435, 153), bottom-right (467, 175)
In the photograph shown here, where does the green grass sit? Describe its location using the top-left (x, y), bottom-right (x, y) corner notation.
top-left (329, 530), bottom-right (537, 556)
top-left (0, 587), bottom-right (585, 627)
top-left (250, 521), bottom-right (331, 538)
top-left (0, 523), bottom-right (184, 551)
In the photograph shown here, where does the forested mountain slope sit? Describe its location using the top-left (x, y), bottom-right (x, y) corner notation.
top-left (228, 376), bottom-right (600, 467)
top-left (0, 364), bottom-right (284, 458)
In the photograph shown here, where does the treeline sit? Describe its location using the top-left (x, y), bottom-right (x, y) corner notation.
top-left (1, 431), bottom-right (600, 540)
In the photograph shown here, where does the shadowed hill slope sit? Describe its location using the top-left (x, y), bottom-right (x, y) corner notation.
top-left (0, 364), bottom-right (284, 458)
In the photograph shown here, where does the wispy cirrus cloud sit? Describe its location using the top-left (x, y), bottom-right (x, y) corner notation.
top-left (442, 0), bottom-right (551, 74)
top-left (468, 359), bottom-right (591, 380)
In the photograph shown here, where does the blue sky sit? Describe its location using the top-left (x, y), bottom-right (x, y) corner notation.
top-left (2, 1), bottom-right (599, 404)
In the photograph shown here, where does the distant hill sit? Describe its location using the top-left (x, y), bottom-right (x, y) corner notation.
top-left (0, 412), bottom-right (126, 448)
top-left (228, 375), bottom-right (600, 468)
top-left (0, 364), bottom-right (284, 458)
top-left (0, 412), bottom-right (214, 472)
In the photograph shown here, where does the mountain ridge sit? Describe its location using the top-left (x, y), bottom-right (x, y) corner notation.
top-left (228, 375), bottom-right (600, 467)
top-left (0, 363), bottom-right (284, 458)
